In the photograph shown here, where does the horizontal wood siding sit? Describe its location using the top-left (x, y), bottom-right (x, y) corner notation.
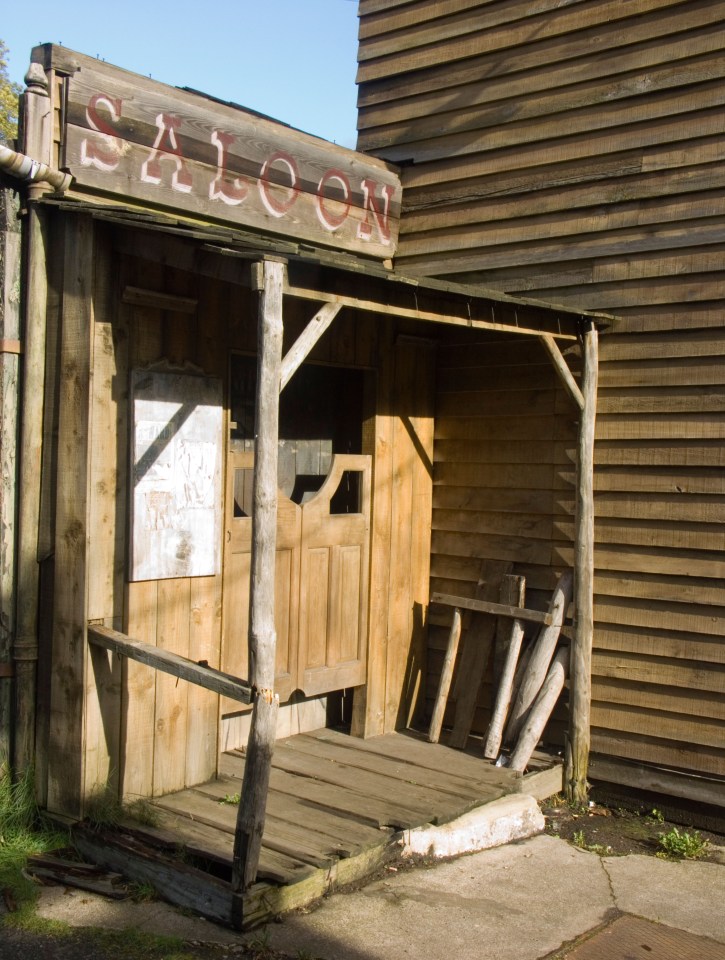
top-left (428, 332), bottom-right (577, 742)
top-left (357, 0), bottom-right (725, 782)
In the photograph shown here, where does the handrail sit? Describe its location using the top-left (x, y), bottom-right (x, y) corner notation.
top-left (431, 592), bottom-right (554, 627)
top-left (87, 623), bottom-right (254, 704)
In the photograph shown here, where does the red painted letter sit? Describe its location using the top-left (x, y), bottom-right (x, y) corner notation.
top-left (357, 179), bottom-right (395, 245)
top-left (209, 130), bottom-right (248, 205)
top-left (258, 151), bottom-right (299, 217)
top-left (80, 93), bottom-right (123, 171)
top-left (141, 113), bottom-right (193, 193)
top-left (316, 169), bottom-right (351, 231)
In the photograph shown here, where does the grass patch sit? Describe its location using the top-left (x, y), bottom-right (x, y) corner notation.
top-left (0, 765), bottom-right (69, 918)
top-left (85, 787), bottom-right (160, 830)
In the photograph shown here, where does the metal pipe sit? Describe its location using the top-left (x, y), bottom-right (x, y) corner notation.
top-left (0, 143), bottom-right (72, 194)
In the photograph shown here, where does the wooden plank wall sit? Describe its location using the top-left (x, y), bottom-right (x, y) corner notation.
top-left (77, 226), bottom-right (436, 804)
top-left (357, 0), bottom-right (725, 783)
top-left (428, 329), bottom-right (576, 742)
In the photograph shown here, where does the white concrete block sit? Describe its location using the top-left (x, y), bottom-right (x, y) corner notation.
top-left (401, 793), bottom-right (544, 859)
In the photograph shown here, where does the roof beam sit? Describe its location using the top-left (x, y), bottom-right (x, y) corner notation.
top-left (286, 283), bottom-right (578, 340)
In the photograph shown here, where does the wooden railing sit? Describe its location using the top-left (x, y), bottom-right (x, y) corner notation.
top-left (87, 623), bottom-right (254, 704)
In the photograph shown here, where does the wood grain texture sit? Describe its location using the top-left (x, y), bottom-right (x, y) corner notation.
top-left (359, 0), bottom-right (725, 787)
top-left (47, 214), bottom-right (94, 817)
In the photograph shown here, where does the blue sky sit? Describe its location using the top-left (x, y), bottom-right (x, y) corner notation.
top-left (4, 0), bottom-right (361, 148)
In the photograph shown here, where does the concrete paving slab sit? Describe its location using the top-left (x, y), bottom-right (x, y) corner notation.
top-left (603, 852), bottom-right (725, 944)
top-left (29, 833), bottom-right (725, 960)
top-left (264, 835), bottom-right (614, 960)
top-left (34, 885), bottom-right (239, 945)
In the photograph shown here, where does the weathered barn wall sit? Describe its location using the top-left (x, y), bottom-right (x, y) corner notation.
top-left (427, 329), bottom-right (576, 743)
top-left (43, 213), bottom-right (437, 813)
top-left (357, 0), bottom-right (725, 788)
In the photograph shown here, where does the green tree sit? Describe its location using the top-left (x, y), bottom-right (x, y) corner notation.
top-left (0, 40), bottom-right (22, 142)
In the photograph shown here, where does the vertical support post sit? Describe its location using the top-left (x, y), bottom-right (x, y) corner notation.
top-left (232, 258), bottom-right (284, 906)
top-left (0, 187), bottom-right (22, 773)
top-left (13, 62), bottom-right (53, 777)
top-left (46, 213), bottom-right (94, 816)
top-left (567, 321), bottom-right (598, 804)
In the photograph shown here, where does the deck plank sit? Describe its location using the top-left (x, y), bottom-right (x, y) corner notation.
top-left (137, 806), bottom-right (315, 885)
top-left (195, 777), bottom-right (389, 856)
top-left (155, 789), bottom-right (338, 869)
top-left (286, 733), bottom-right (502, 803)
top-left (308, 728), bottom-right (519, 791)
top-left (220, 753), bottom-right (423, 830)
top-left (260, 745), bottom-right (459, 824)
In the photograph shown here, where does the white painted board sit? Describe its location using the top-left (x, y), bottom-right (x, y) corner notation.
top-left (130, 370), bottom-right (223, 581)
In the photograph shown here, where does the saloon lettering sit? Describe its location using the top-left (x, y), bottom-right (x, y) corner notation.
top-left (80, 96), bottom-right (394, 245)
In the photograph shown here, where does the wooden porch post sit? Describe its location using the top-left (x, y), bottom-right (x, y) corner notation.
top-left (232, 258), bottom-right (284, 905)
top-left (567, 321), bottom-right (598, 804)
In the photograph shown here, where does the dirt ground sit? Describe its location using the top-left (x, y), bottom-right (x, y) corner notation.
top-left (541, 794), bottom-right (725, 862)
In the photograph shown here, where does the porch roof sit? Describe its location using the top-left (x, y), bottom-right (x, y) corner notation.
top-left (38, 194), bottom-right (612, 341)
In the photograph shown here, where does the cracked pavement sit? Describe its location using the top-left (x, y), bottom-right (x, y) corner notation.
top-left (26, 832), bottom-right (725, 960)
top-left (260, 834), bottom-right (725, 960)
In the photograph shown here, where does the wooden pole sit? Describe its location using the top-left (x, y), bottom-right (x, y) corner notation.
top-left (508, 646), bottom-right (568, 773)
top-left (232, 258), bottom-right (284, 906)
top-left (567, 322), bottom-right (598, 804)
top-left (484, 575), bottom-right (525, 760)
top-left (503, 571), bottom-right (572, 747)
top-left (428, 608), bottom-right (461, 744)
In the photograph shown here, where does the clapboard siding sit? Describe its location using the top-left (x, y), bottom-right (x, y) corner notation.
top-left (358, 0), bottom-right (725, 784)
top-left (427, 333), bottom-right (576, 740)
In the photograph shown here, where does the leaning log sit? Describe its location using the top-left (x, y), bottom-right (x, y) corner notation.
top-left (508, 646), bottom-right (569, 773)
top-left (503, 571), bottom-right (573, 746)
top-left (428, 608), bottom-right (462, 744)
top-left (484, 575), bottom-right (526, 759)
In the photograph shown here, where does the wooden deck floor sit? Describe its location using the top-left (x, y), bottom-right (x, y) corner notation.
top-left (72, 728), bottom-right (562, 928)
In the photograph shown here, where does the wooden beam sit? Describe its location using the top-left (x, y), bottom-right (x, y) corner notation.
top-left (87, 624), bottom-right (253, 704)
top-left (567, 322), bottom-right (599, 805)
top-left (431, 592), bottom-right (553, 626)
top-left (286, 284), bottom-right (578, 340)
top-left (279, 302), bottom-right (342, 391)
top-left (539, 334), bottom-right (584, 411)
top-left (122, 286), bottom-right (197, 314)
top-left (232, 258), bottom-right (284, 906)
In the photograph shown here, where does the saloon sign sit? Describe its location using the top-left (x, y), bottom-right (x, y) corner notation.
top-left (58, 52), bottom-right (401, 259)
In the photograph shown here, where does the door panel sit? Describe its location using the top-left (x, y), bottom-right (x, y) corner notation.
top-left (222, 450), bottom-right (371, 703)
top-left (222, 449), bottom-right (300, 706)
top-left (298, 455), bottom-right (371, 697)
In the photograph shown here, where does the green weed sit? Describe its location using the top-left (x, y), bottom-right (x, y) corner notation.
top-left (219, 792), bottom-right (240, 805)
top-left (657, 826), bottom-right (709, 860)
top-left (0, 766), bottom-right (69, 917)
top-left (571, 828), bottom-right (611, 855)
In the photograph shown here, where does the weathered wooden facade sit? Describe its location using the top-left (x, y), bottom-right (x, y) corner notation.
top-left (0, 35), bottom-right (612, 892)
top-left (357, 0), bottom-right (725, 807)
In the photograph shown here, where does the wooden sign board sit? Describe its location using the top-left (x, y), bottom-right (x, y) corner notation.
top-left (130, 370), bottom-right (223, 581)
top-left (38, 46), bottom-right (401, 259)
